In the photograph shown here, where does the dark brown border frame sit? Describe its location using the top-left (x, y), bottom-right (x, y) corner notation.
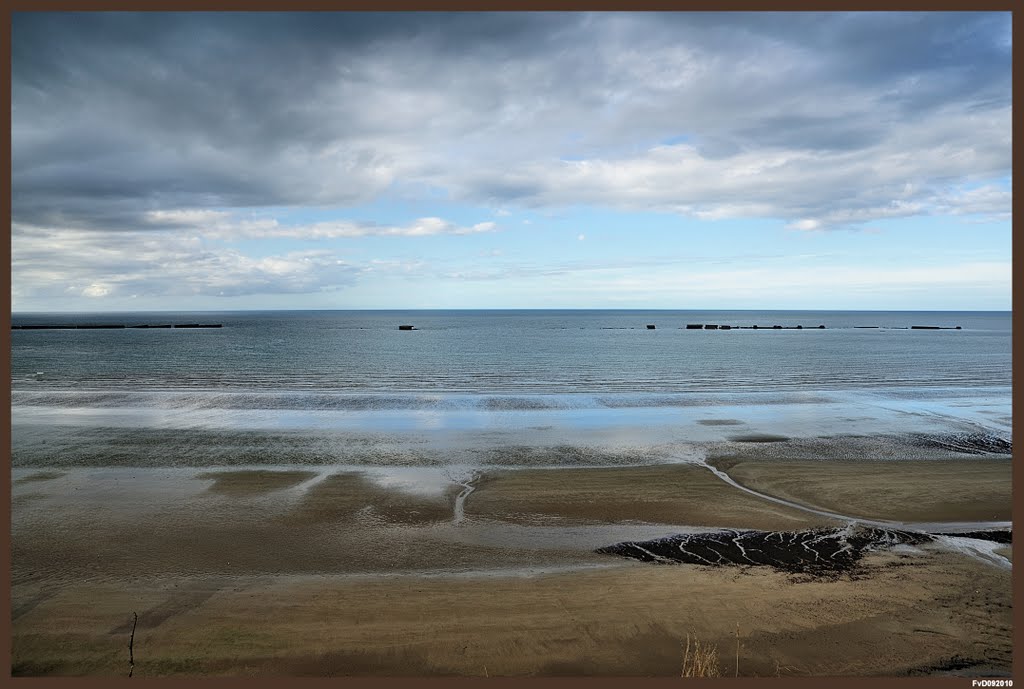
top-left (2, 6), bottom-right (1017, 688)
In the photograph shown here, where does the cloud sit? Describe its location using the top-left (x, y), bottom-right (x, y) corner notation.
top-left (511, 260), bottom-right (1012, 306)
top-left (145, 209), bottom-right (233, 226)
top-left (787, 219), bottom-right (823, 232)
top-left (82, 283), bottom-right (112, 298)
top-left (11, 225), bottom-right (364, 300)
top-left (932, 184), bottom-right (1012, 220)
top-left (12, 12), bottom-right (1011, 234)
top-left (427, 251), bottom-right (1009, 309)
top-left (144, 211), bottom-right (497, 239)
top-left (432, 252), bottom-right (835, 283)
top-left (441, 105), bottom-right (1010, 230)
top-left (10, 210), bottom-right (490, 305)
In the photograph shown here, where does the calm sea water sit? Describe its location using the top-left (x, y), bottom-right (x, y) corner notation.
top-left (8, 309), bottom-right (1011, 395)
top-left (10, 310), bottom-right (1011, 397)
top-left (9, 310), bottom-right (1012, 467)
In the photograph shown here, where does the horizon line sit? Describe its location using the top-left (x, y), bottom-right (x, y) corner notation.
top-left (9, 307), bottom-right (1013, 314)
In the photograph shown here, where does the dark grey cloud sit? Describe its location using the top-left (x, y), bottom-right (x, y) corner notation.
top-left (11, 11), bottom-right (1012, 235)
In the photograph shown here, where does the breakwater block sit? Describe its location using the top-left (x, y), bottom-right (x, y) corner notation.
top-left (704, 324), bottom-right (718, 330)
top-left (14, 323), bottom-right (219, 330)
top-left (398, 325), bottom-right (416, 331)
top-left (646, 324), bottom-right (656, 329)
top-left (685, 324), bottom-right (703, 329)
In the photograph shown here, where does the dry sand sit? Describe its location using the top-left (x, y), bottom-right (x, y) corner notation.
top-left (11, 550), bottom-right (1012, 677)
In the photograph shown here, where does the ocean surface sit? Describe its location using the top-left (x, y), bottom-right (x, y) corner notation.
top-left (10, 310), bottom-right (1012, 468)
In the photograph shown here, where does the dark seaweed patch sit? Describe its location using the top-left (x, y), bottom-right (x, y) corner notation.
top-left (932, 530), bottom-right (1011, 544)
top-left (482, 397), bottom-right (558, 411)
top-left (913, 433), bottom-right (1011, 455)
top-left (14, 471), bottom-right (65, 484)
top-left (728, 433), bottom-right (790, 443)
top-left (597, 526), bottom-right (934, 578)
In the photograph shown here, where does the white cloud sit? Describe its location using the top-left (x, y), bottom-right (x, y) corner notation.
top-left (787, 219), bottom-right (822, 232)
top-left (82, 283), bottom-right (112, 298)
top-left (439, 102), bottom-right (1010, 230)
top-left (145, 209), bottom-right (232, 225)
top-left (933, 184), bottom-right (1012, 219)
top-left (10, 211), bottom-right (495, 305)
top-left (145, 211), bottom-right (498, 240)
top-left (11, 225), bottom-right (365, 301)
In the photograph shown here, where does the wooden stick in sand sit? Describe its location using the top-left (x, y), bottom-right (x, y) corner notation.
top-left (128, 611), bottom-right (137, 678)
top-left (735, 622), bottom-right (740, 677)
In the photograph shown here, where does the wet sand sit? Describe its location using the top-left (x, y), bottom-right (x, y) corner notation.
top-left (10, 454), bottom-right (1014, 676)
top-left (13, 470), bottom-right (66, 484)
top-left (199, 469), bottom-right (316, 496)
top-left (711, 456), bottom-right (1012, 523)
top-left (467, 464), bottom-right (827, 530)
top-left (283, 472), bottom-right (462, 525)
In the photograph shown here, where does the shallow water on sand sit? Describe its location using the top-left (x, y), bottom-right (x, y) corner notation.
top-left (11, 387), bottom-right (1010, 469)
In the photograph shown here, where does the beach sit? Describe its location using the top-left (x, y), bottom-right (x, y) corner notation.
top-left (11, 550), bottom-right (1012, 677)
top-left (10, 5), bottom-right (1014, 676)
top-left (11, 447), bottom-right (1013, 676)
top-left (9, 310), bottom-right (1013, 676)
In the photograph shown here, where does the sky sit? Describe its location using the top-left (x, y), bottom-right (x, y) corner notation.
top-left (10, 12), bottom-right (1012, 312)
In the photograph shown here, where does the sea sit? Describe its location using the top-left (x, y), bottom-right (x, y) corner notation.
top-left (9, 309), bottom-right (1013, 469)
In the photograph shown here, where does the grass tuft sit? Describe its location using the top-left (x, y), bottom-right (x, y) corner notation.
top-left (681, 632), bottom-right (721, 677)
